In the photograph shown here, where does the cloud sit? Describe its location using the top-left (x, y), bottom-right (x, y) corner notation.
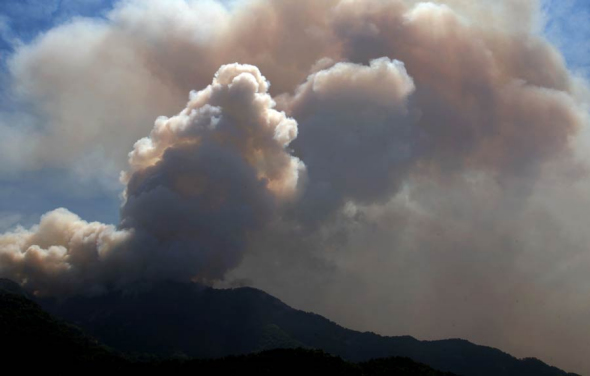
top-left (0, 0), bottom-right (589, 374)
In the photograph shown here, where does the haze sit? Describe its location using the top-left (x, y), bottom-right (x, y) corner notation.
top-left (0, 0), bottom-right (589, 374)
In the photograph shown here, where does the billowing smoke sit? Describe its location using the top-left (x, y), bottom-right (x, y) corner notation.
top-left (119, 63), bottom-right (302, 283)
top-left (1, 62), bottom-right (303, 295)
top-left (1, 0), bottom-right (589, 374)
top-left (288, 58), bottom-right (416, 210)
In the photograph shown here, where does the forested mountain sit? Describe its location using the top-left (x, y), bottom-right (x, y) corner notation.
top-left (32, 280), bottom-right (579, 376)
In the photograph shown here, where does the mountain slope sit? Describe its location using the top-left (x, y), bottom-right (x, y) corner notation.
top-left (0, 285), bottom-right (123, 368)
top-left (38, 281), bottom-right (580, 376)
top-left (0, 284), bottom-right (456, 375)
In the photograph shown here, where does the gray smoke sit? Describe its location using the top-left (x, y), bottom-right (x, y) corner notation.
top-left (0, 62), bottom-right (303, 296)
top-left (0, 0), bottom-right (589, 373)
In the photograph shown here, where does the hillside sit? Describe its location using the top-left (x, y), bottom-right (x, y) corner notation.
top-left (37, 280), bottom-right (580, 375)
top-left (0, 281), bottom-right (123, 368)
top-left (0, 282), bottom-right (454, 375)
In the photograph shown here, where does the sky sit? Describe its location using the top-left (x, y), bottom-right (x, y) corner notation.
top-left (0, 0), bottom-right (589, 374)
top-left (542, 0), bottom-right (590, 77)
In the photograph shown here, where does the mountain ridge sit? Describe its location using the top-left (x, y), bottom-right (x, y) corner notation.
top-left (34, 280), bottom-right (580, 376)
top-left (0, 283), bottom-right (457, 375)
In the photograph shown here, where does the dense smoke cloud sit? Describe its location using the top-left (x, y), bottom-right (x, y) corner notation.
top-left (283, 57), bottom-right (417, 221)
top-left (0, 0), bottom-right (589, 374)
top-left (1, 62), bottom-right (302, 294)
top-left (119, 63), bottom-right (302, 282)
top-left (0, 208), bottom-right (131, 296)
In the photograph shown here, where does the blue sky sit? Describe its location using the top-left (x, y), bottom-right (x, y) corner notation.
top-left (542, 0), bottom-right (590, 77)
top-left (0, 0), bottom-right (114, 43)
top-left (0, 0), bottom-right (589, 230)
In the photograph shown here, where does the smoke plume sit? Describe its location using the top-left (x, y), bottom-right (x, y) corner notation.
top-left (1, 62), bottom-right (302, 295)
top-left (1, 0), bottom-right (589, 373)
